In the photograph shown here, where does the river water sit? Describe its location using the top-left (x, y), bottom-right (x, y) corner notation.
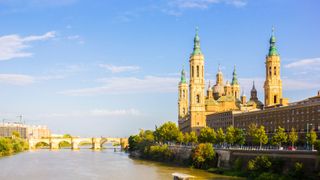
top-left (0, 149), bottom-right (236, 180)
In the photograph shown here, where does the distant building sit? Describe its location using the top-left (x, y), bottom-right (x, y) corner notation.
top-left (0, 123), bottom-right (51, 139)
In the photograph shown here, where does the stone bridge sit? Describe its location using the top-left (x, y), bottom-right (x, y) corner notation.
top-left (29, 137), bottom-right (128, 150)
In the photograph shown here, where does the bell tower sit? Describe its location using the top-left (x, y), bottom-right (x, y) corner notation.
top-left (264, 27), bottom-right (283, 106)
top-left (178, 66), bottom-right (188, 120)
top-left (189, 27), bottom-right (206, 133)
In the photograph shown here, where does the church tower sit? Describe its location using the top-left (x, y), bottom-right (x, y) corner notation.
top-left (178, 67), bottom-right (189, 120)
top-left (189, 28), bottom-right (206, 133)
top-left (264, 27), bottom-right (283, 106)
top-left (231, 65), bottom-right (240, 99)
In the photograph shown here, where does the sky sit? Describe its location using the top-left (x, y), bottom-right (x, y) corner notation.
top-left (0, 0), bottom-right (319, 137)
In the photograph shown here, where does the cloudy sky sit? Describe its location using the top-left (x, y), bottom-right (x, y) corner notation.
top-left (0, 0), bottom-right (319, 137)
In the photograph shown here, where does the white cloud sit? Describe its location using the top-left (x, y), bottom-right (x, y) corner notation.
top-left (169, 0), bottom-right (247, 9)
top-left (284, 57), bottom-right (320, 70)
top-left (0, 74), bottom-right (35, 85)
top-left (99, 64), bottom-right (141, 73)
top-left (60, 76), bottom-right (179, 96)
top-left (0, 31), bottom-right (56, 61)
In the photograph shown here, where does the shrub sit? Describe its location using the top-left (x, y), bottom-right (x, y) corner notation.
top-left (191, 143), bottom-right (215, 169)
top-left (233, 158), bottom-right (243, 171)
top-left (147, 144), bottom-right (173, 161)
top-left (247, 155), bottom-right (272, 172)
top-left (255, 172), bottom-right (281, 180)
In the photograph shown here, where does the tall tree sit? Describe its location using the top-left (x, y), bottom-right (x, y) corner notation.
top-left (234, 128), bottom-right (246, 146)
top-left (183, 132), bottom-right (190, 145)
top-left (226, 126), bottom-right (236, 146)
top-left (216, 128), bottom-right (225, 146)
top-left (198, 127), bottom-right (216, 144)
top-left (272, 126), bottom-right (287, 149)
top-left (306, 129), bottom-right (318, 150)
top-left (288, 128), bottom-right (298, 148)
top-left (154, 122), bottom-right (180, 143)
top-left (177, 132), bottom-right (184, 144)
top-left (249, 124), bottom-right (268, 149)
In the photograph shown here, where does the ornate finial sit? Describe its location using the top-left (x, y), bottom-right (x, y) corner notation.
top-left (268, 26), bottom-right (278, 56)
top-left (192, 27), bottom-right (202, 55)
top-left (180, 65), bottom-right (186, 83)
top-left (218, 63), bottom-right (221, 72)
top-left (252, 81), bottom-right (256, 90)
top-left (231, 64), bottom-right (238, 85)
top-left (208, 80), bottom-right (212, 89)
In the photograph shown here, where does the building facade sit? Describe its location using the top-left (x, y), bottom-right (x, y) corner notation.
top-left (0, 123), bottom-right (51, 139)
top-left (178, 29), bottom-right (263, 133)
top-left (178, 28), bottom-right (319, 135)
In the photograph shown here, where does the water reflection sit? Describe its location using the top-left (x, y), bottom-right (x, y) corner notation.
top-left (0, 149), bottom-right (237, 180)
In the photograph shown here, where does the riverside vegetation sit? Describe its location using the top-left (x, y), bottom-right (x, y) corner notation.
top-left (128, 122), bottom-right (320, 180)
top-left (0, 131), bottom-right (29, 157)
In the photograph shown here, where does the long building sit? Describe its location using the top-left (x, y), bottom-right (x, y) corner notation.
top-left (178, 28), bottom-right (319, 135)
top-left (0, 123), bottom-right (51, 139)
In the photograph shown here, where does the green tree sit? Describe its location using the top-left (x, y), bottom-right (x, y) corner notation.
top-left (249, 124), bottom-right (268, 149)
top-left (128, 135), bottom-right (142, 152)
top-left (216, 128), bottom-right (225, 145)
top-left (198, 127), bottom-right (216, 144)
top-left (247, 155), bottom-right (272, 172)
top-left (234, 128), bottom-right (246, 146)
top-left (183, 132), bottom-right (190, 144)
top-left (154, 122), bottom-right (180, 143)
top-left (189, 131), bottom-right (198, 144)
top-left (271, 126), bottom-right (287, 149)
top-left (140, 130), bottom-right (154, 142)
top-left (226, 126), bottom-right (236, 146)
top-left (306, 129), bottom-right (317, 150)
top-left (288, 128), bottom-right (298, 148)
top-left (0, 138), bottom-right (13, 156)
top-left (176, 132), bottom-right (184, 144)
top-left (12, 131), bottom-right (20, 138)
top-left (191, 143), bottom-right (215, 169)
top-left (63, 134), bottom-right (72, 138)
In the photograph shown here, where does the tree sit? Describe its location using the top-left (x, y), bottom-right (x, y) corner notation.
top-left (272, 126), bottom-right (287, 149)
top-left (216, 128), bottom-right (225, 146)
top-left (183, 132), bottom-right (190, 144)
top-left (176, 132), bottom-right (184, 144)
top-left (128, 135), bottom-right (142, 152)
top-left (12, 131), bottom-right (20, 138)
top-left (234, 128), bottom-right (246, 146)
top-left (140, 130), bottom-right (154, 143)
top-left (288, 128), bottom-right (298, 148)
top-left (226, 126), bottom-right (236, 146)
top-left (189, 131), bottom-right (198, 144)
top-left (249, 124), bottom-right (268, 149)
top-left (63, 134), bottom-right (72, 138)
top-left (198, 127), bottom-right (216, 144)
top-left (154, 122), bottom-right (180, 143)
top-left (306, 129), bottom-right (317, 150)
top-left (191, 143), bottom-right (215, 169)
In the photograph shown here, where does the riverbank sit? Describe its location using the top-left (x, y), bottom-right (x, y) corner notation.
top-left (0, 136), bottom-right (28, 157)
top-left (128, 122), bottom-right (320, 180)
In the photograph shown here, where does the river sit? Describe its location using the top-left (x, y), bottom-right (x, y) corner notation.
top-left (0, 148), bottom-right (237, 180)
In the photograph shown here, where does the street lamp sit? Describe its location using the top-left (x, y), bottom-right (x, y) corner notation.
top-left (306, 123), bottom-right (313, 150)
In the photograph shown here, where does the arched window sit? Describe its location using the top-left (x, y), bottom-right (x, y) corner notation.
top-left (196, 94), bottom-right (200, 103)
top-left (197, 66), bottom-right (199, 77)
top-left (183, 108), bottom-right (186, 114)
top-left (274, 66), bottom-right (277, 75)
top-left (274, 95), bottom-right (277, 104)
top-left (192, 66), bottom-right (194, 77)
top-left (182, 90), bottom-right (185, 98)
top-left (269, 67), bottom-right (272, 76)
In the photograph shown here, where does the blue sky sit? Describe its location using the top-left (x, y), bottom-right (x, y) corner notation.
top-left (0, 0), bottom-right (319, 137)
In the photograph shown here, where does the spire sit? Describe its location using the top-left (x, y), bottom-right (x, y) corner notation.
top-left (208, 80), bottom-right (211, 89)
top-left (192, 27), bottom-right (202, 55)
top-left (180, 65), bottom-right (186, 84)
top-left (252, 81), bottom-right (256, 91)
top-left (231, 65), bottom-right (239, 85)
top-left (268, 26), bottom-right (278, 56)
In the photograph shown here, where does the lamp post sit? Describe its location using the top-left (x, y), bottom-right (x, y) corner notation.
top-left (306, 123), bottom-right (313, 150)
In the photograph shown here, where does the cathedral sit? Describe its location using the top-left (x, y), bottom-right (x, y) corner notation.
top-left (178, 28), bottom-right (285, 133)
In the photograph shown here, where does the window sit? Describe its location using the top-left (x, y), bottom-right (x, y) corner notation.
top-left (197, 66), bottom-right (199, 77)
top-left (269, 66), bottom-right (272, 76)
top-left (274, 95), bottom-right (277, 104)
top-left (192, 66), bottom-right (194, 77)
top-left (274, 66), bottom-right (277, 75)
top-left (183, 108), bottom-right (186, 114)
top-left (196, 94), bottom-right (200, 103)
top-left (182, 90), bottom-right (185, 98)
